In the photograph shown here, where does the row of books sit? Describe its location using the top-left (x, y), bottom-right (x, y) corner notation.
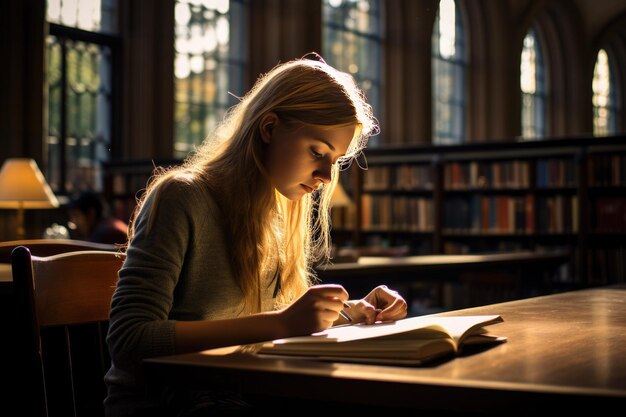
top-left (339, 196), bottom-right (619, 235)
top-left (535, 159), bottom-right (578, 188)
top-left (588, 154), bottom-right (626, 186)
top-left (587, 246), bottom-right (626, 284)
top-left (592, 198), bottom-right (626, 232)
top-left (363, 165), bottom-right (434, 191)
top-left (443, 195), bottom-right (578, 234)
top-left (361, 195), bottom-right (434, 231)
top-left (444, 195), bottom-right (533, 234)
top-left (363, 158), bottom-right (583, 191)
top-left (445, 160), bottom-right (531, 190)
top-left (358, 193), bottom-right (582, 234)
top-left (445, 159), bottom-right (578, 190)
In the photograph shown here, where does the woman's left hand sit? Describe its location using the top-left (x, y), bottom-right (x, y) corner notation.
top-left (344, 285), bottom-right (408, 325)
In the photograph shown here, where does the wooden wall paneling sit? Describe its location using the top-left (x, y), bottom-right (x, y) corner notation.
top-left (120, 0), bottom-right (175, 160)
top-left (0, 0), bottom-right (46, 162)
top-left (248, 0), bottom-right (322, 85)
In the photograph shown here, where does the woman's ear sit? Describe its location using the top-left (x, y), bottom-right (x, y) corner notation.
top-left (259, 112), bottom-right (278, 144)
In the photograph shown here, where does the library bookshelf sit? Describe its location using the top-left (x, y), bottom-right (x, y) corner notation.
top-left (331, 135), bottom-right (626, 289)
top-left (103, 136), bottom-right (625, 293)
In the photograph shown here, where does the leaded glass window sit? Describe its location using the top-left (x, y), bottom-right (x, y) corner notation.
top-left (520, 28), bottom-right (547, 139)
top-left (174, 0), bottom-right (246, 159)
top-left (593, 49), bottom-right (618, 136)
top-left (431, 0), bottom-right (466, 145)
top-left (47, 0), bottom-right (117, 33)
top-left (323, 0), bottom-right (382, 147)
top-left (46, 0), bottom-right (119, 194)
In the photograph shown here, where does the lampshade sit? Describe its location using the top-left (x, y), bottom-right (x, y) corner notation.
top-left (330, 182), bottom-right (352, 207)
top-left (0, 158), bottom-right (59, 209)
top-left (0, 158), bottom-right (59, 240)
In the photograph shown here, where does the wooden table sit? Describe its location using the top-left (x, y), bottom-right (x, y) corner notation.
top-left (143, 284), bottom-right (626, 414)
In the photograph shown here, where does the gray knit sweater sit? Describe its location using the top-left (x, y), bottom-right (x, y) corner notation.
top-left (104, 178), bottom-right (277, 416)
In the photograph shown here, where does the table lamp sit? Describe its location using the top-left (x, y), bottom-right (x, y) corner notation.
top-left (330, 182), bottom-right (352, 207)
top-left (0, 158), bottom-right (60, 240)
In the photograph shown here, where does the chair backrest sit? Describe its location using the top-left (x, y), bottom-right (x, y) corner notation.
top-left (12, 246), bottom-right (125, 417)
top-left (0, 239), bottom-right (118, 263)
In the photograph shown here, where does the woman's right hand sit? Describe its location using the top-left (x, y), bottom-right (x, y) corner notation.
top-left (278, 284), bottom-right (349, 337)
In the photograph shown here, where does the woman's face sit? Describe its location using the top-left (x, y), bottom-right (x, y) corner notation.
top-left (261, 113), bottom-right (355, 201)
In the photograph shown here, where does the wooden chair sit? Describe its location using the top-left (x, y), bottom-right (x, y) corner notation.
top-left (0, 239), bottom-right (118, 263)
top-left (12, 246), bottom-right (125, 417)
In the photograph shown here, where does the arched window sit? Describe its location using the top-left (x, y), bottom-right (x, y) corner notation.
top-left (323, 0), bottom-right (382, 147)
top-left (592, 49), bottom-right (618, 136)
top-left (174, 0), bottom-right (246, 159)
top-left (431, 0), bottom-right (466, 145)
top-left (520, 28), bottom-right (547, 139)
top-left (46, 0), bottom-right (120, 193)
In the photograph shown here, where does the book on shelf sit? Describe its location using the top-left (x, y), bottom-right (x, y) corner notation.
top-left (258, 315), bottom-right (506, 366)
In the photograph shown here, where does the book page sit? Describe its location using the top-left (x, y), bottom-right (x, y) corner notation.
top-left (461, 333), bottom-right (508, 346)
top-left (259, 337), bottom-right (457, 364)
top-left (426, 315), bottom-right (504, 345)
top-left (271, 315), bottom-right (502, 346)
top-left (259, 315), bottom-right (505, 365)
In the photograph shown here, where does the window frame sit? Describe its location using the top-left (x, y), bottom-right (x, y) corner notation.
top-left (431, 0), bottom-right (467, 145)
top-left (46, 22), bottom-right (122, 194)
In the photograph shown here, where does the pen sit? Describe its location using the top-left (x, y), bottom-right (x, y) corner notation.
top-left (339, 301), bottom-right (352, 322)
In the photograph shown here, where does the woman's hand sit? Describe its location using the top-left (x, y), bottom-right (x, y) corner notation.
top-left (278, 284), bottom-right (349, 336)
top-left (344, 285), bottom-right (408, 325)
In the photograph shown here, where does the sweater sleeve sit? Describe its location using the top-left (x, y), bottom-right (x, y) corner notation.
top-left (106, 179), bottom-right (204, 373)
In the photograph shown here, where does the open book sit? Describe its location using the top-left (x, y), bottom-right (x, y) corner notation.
top-left (258, 315), bottom-right (506, 365)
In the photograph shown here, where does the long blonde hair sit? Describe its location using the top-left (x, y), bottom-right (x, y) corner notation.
top-left (128, 57), bottom-right (378, 314)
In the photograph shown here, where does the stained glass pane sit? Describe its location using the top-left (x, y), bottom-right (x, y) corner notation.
top-left (174, 0), bottom-right (246, 159)
top-left (45, 0), bottom-right (118, 193)
top-left (593, 49), bottom-right (618, 136)
top-left (432, 0), bottom-right (466, 145)
top-left (520, 28), bottom-right (547, 139)
top-left (47, 36), bottom-right (63, 191)
top-left (323, 0), bottom-right (382, 147)
top-left (46, 35), bottom-right (113, 193)
top-left (47, 0), bottom-right (118, 34)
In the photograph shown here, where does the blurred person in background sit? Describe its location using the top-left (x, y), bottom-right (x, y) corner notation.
top-left (67, 190), bottom-right (128, 245)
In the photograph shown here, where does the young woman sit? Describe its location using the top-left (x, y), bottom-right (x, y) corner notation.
top-left (104, 55), bottom-right (407, 416)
